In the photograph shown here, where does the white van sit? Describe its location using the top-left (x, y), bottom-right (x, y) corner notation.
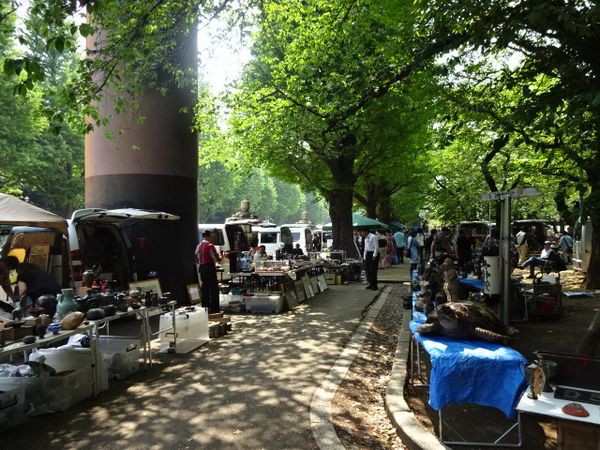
top-left (198, 222), bottom-right (254, 273)
top-left (281, 224), bottom-right (315, 255)
top-left (1, 208), bottom-right (179, 291)
top-left (253, 226), bottom-right (294, 257)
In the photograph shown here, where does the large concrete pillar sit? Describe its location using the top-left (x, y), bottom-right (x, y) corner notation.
top-left (85, 32), bottom-right (198, 304)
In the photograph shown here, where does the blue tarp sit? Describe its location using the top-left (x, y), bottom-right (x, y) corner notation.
top-left (458, 277), bottom-right (485, 291)
top-left (409, 320), bottom-right (527, 418)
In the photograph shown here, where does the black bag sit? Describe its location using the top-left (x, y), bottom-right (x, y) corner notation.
top-left (378, 238), bottom-right (387, 248)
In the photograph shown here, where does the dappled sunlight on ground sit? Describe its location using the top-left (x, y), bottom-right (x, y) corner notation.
top-left (2, 285), bottom-right (377, 449)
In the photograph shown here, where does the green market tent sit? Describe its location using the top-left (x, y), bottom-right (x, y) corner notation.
top-left (323, 213), bottom-right (388, 231)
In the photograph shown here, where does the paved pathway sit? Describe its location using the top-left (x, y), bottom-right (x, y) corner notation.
top-left (3, 284), bottom-right (384, 450)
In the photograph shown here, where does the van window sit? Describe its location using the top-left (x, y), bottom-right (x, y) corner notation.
top-left (291, 232), bottom-right (301, 241)
top-left (260, 232), bottom-right (278, 244)
top-left (225, 224), bottom-right (251, 251)
top-left (199, 228), bottom-right (225, 246)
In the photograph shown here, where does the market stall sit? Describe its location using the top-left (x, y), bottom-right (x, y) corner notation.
top-left (516, 351), bottom-right (600, 450)
top-left (408, 269), bottom-right (528, 447)
top-left (222, 256), bottom-right (331, 313)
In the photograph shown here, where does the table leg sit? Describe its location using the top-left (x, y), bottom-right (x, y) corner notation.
top-left (88, 326), bottom-right (98, 397)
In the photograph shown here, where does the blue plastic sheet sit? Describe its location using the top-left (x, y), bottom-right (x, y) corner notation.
top-left (410, 320), bottom-right (527, 418)
top-left (458, 277), bottom-right (484, 291)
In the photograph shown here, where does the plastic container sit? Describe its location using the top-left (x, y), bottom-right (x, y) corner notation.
top-left (159, 307), bottom-right (209, 353)
top-left (244, 295), bottom-right (283, 314)
top-left (0, 349), bottom-right (93, 415)
top-left (220, 293), bottom-right (244, 313)
top-left (97, 336), bottom-right (140, 379)
top-left (0, 385), bottom-right (26, 431)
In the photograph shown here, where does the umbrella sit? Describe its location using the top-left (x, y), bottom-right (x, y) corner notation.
top-left (351, 213), bottom-right (388, 230)
top-left (0, 193), bottom-right (68, 235)
top-left (323, 213), bottom-right (388, 231)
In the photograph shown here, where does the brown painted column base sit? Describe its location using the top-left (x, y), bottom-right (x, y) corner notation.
top-left (86, 173), bottom-right (198, 304)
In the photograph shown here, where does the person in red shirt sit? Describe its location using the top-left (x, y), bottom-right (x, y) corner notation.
top-left (195, 230), bottom-right (221, 313)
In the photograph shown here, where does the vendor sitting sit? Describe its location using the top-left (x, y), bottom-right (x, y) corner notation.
top-left (519, 240), bottom-right (566, 278)
top-left (253, 245), bottom-right (268, 267)
top-left (291, 244), bottom-right (304, 256)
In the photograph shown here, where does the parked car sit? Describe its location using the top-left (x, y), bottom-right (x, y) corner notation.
top-left (198, 221), bottom-right (255, 272)
top-left (1, 226), bottom-right (71, 288)
top-left (1, 208), bottom-right (179, 292)
top-left (512, 219), bottom-right (557, 253)
top-left (280, 223), bottom-right (316, 255)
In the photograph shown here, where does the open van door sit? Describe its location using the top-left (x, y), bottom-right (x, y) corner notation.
top-left (1, 226), bottom-right (71, 289)
top-left (69, 208), bottom-right (179, 289)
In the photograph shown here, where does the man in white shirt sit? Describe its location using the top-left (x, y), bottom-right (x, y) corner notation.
top-left (515, 227), bottom-right (528, 265)
top-left (359, 229), bottom-right (379, 290)
top-left (519, 240), bottom-right (565, 278)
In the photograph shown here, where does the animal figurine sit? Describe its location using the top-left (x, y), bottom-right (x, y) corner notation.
top-left (525, 362), bottom-right (544, 399)
top-left (416, 301), bottom-right (516, 343)
top-left (442, 258), bottom-right (460, 302)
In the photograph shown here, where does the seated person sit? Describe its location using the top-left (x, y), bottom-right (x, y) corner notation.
top-left (14, 262), bottom-right (61, 310)
top-left (291, 244), bottom-right (304, 256)
top-left (253, 245), bottom-right (268, 266)
top-left (519, 240), bottom-right (566, 278)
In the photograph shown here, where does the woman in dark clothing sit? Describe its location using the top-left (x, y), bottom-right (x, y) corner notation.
top-left (456, 230), bottom-right (473, 274)
top-left (15, 263), bottom-right (61, 309)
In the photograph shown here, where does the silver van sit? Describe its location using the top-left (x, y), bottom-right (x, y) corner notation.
top-left (198, 222), bottom-right (254, 274)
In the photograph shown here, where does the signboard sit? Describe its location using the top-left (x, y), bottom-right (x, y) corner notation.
top-left (481, 186), bottom-right (542, 201)
top-left (509, 186), bottom-right (542, 199)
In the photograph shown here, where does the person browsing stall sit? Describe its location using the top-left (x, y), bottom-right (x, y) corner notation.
top-left (558, 232), bottom-right (574, 265)
top-left (359, 229), bottom-right (379, 290)
top-left (393, 228), bottom-right (405, 264)
top-left (0, 256), bottom-right (18, 303)
top-left (515, 227), bottom-right (529, 265)
top-left (195, 230), bottom-right (221, 314)
top-left (15, 262), bottom-right (60, 309)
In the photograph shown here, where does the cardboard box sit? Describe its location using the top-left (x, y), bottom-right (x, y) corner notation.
top-left (324, 273), bottom-right (336, 284)
top-left (1, 325), bottom-right (34, 343)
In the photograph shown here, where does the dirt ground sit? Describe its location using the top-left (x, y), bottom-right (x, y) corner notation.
top-left (329, 269), bottom-right (599, 450)
top-left (332, 285), bottom-right (408, 450)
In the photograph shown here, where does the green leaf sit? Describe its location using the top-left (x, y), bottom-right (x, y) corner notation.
top-left (79, 23), bottom-right (94, 37)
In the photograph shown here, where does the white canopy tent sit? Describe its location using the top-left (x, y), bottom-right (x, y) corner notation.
top-left (0, 193), bottom-right (67, 235)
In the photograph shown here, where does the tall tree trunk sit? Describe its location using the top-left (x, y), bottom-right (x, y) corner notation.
top-left (585, 173), bottom-right (600, 289)
top-left (377, 187), bottom-right (392, 223)
top-left (326, 150), bottom-right (356, 256)
top-left (365, 182), bottom-right (378, 218)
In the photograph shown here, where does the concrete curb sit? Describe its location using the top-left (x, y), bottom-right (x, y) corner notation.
top-left (311, 286), bottom-right (390, 450)
top-left (385, 313), bottom-right (449, 450)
